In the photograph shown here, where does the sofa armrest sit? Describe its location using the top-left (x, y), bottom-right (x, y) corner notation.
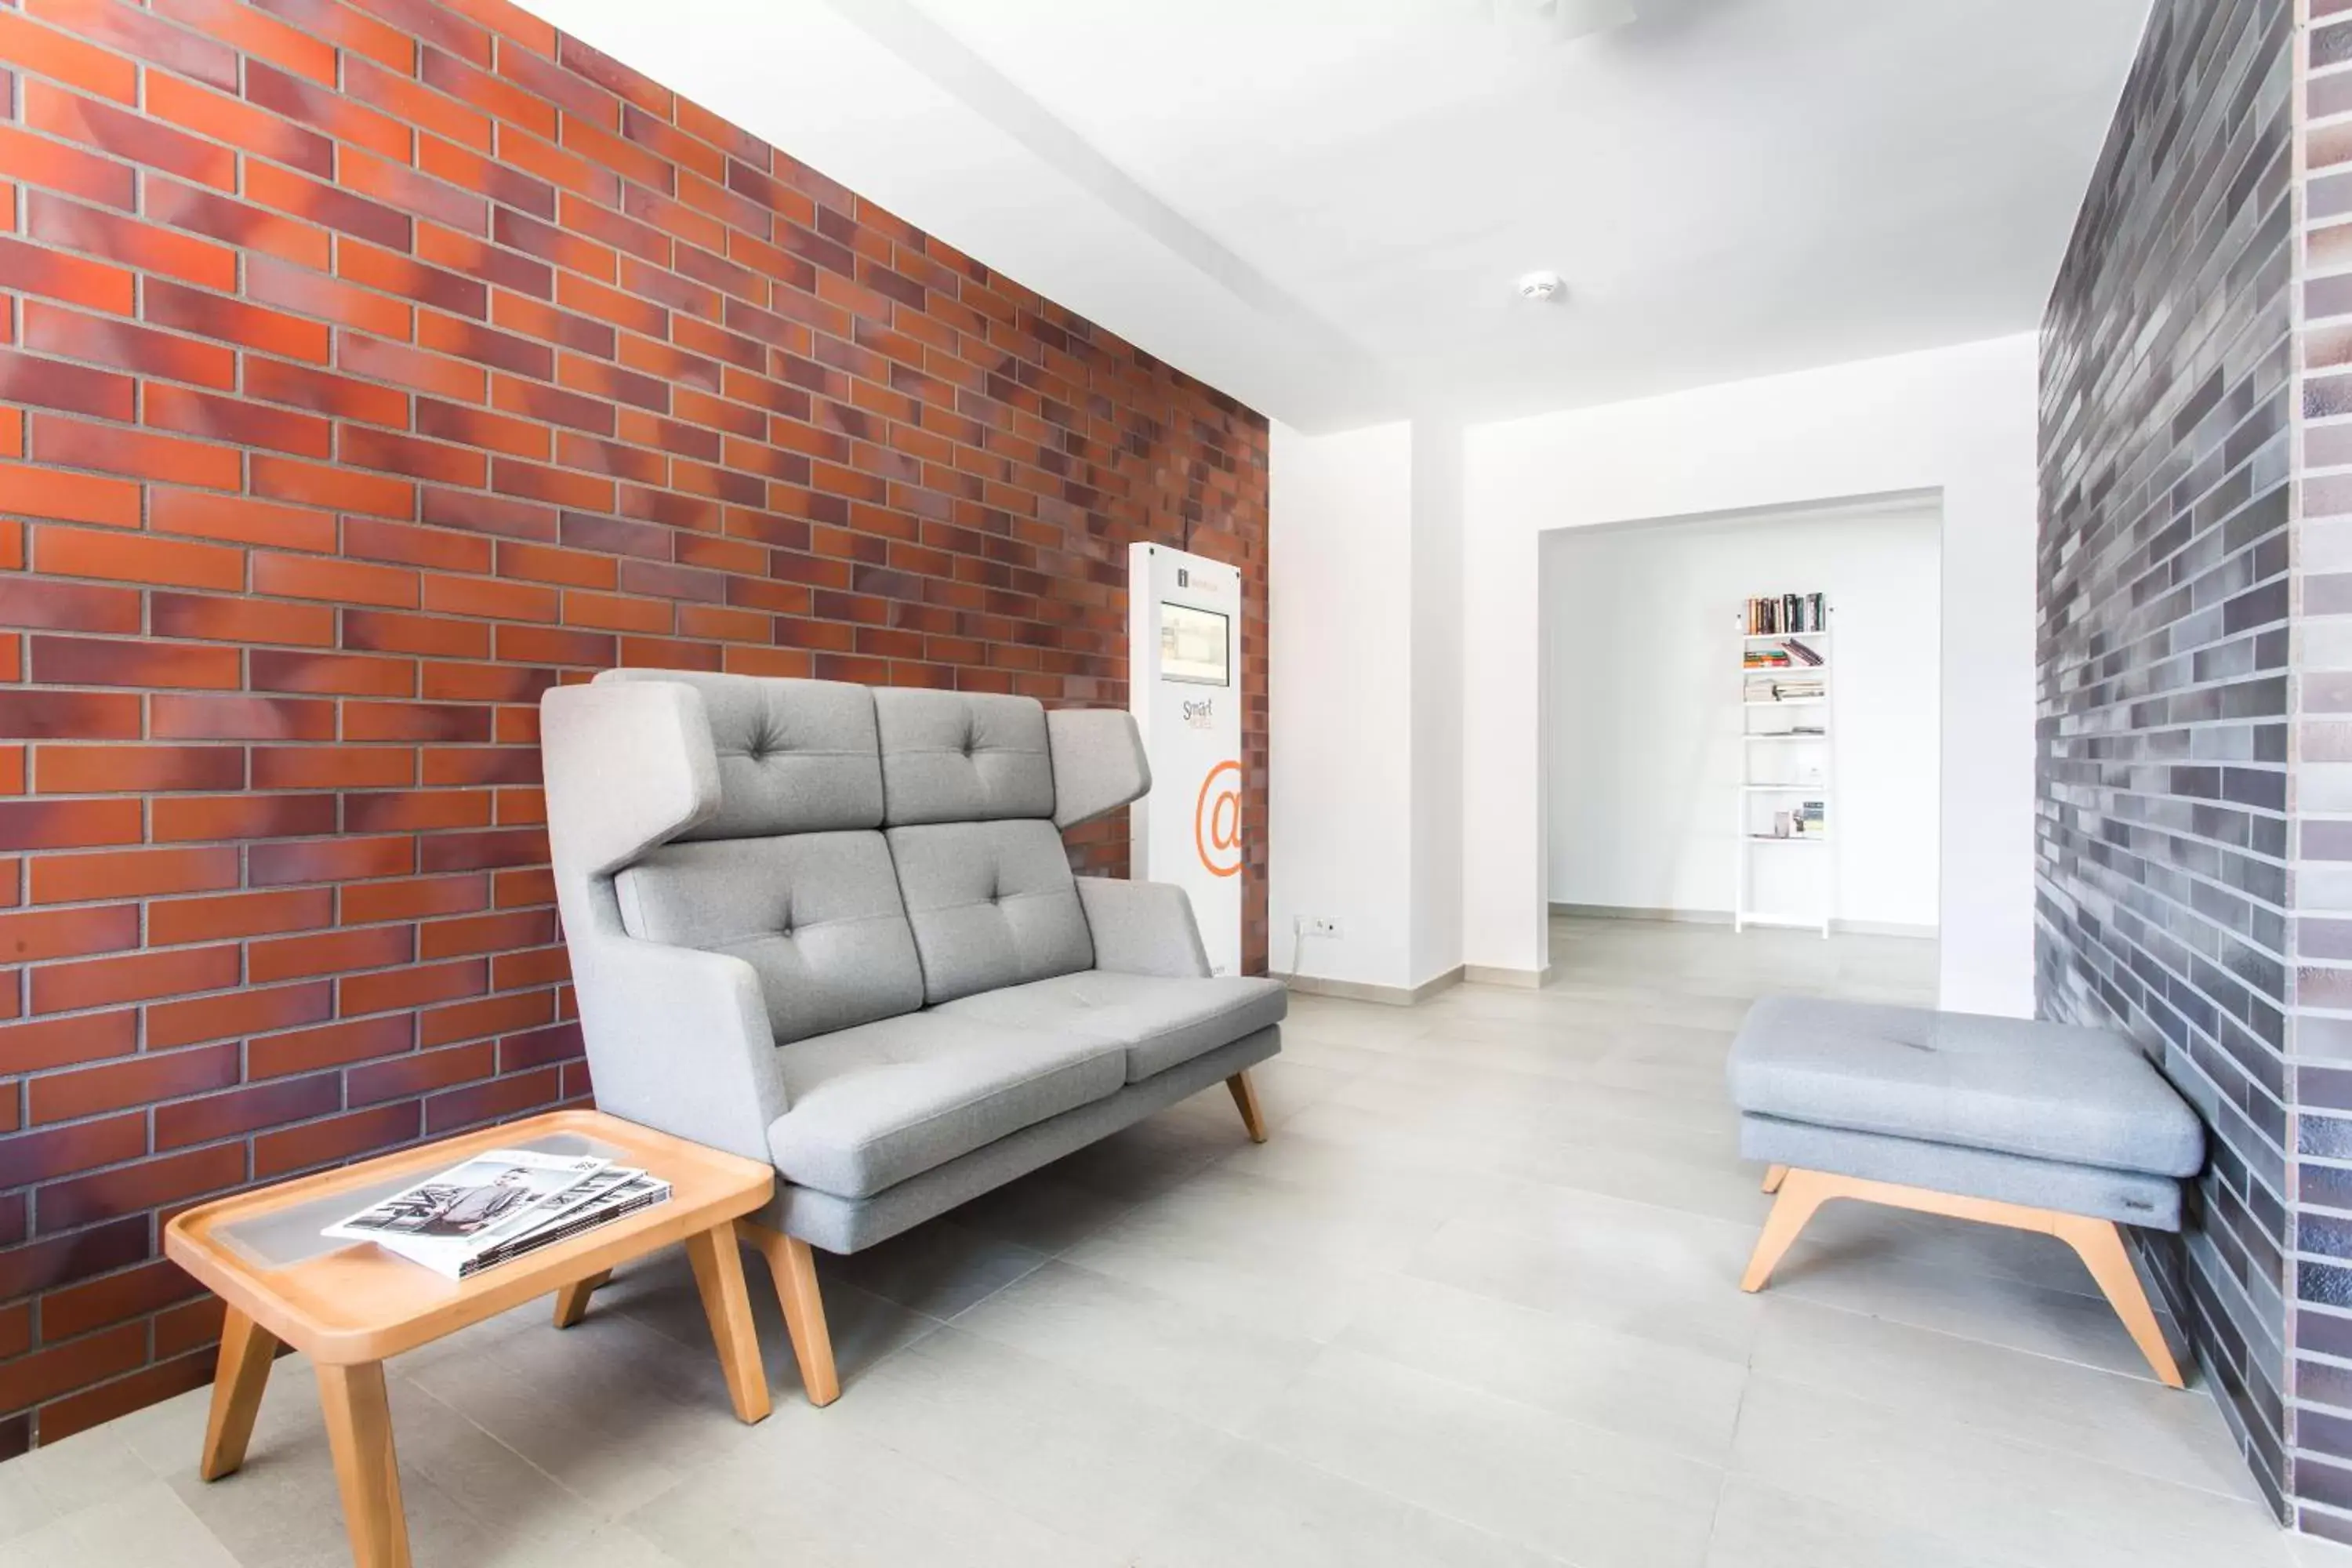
top-left (568, 934), bottom-right (789, 1166)
top-left (1076, 877), bottom-right (1210, 978)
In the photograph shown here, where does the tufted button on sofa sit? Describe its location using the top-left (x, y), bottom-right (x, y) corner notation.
top-left (540, 670), bottom-right (1283, 1405)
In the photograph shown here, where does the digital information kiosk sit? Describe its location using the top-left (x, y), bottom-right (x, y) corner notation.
top-left (1127, 543), bottom-right (1244, 977)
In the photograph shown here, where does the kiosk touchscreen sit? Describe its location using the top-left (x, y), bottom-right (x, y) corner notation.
top-left (1127, 543), bottom-right (1244, 976)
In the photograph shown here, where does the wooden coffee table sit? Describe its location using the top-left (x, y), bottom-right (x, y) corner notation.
top-left (165, 1109), bottom-right (776, 1568)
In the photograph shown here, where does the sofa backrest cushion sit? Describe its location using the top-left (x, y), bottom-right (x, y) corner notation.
top-left (615, 830), bottom-right (924, 1044)
top-left (874, 688), bottom-right (1054, 826)
top-left (598, 669), bottom-right (881, 837)
top-left (887, 819), bottom-right (1094, 1004)
top-left (567, 674), bottom-right (1148, 1024)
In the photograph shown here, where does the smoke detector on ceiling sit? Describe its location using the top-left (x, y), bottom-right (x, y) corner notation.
top-left (1517, 270), bottom-right (1566, 303)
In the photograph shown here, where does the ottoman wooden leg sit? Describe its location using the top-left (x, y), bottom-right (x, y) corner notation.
top-left (1740, 1168), bottom-right (1832, 1290)
top-left (1761, 1164), bottom-right (1788, 1195)
top-left (2056, 1215), bottom-right (2185, 1389)
top-left (1738, 1167), bottom-right (2189, 1389)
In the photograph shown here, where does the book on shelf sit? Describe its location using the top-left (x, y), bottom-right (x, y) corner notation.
top-left (1741, 637), bottom-right (1824, 671)
top-left (323, 1147), bottom-right (673, 1279)
top-left (1743, 593), bottom-right (1828, 636)
top-left (1744, 675), bottom-right (1825, 703)
top-left (1759, 800), bottom-right (1831, 840)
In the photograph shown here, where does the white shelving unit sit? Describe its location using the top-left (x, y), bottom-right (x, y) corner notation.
top-left (1734, 601), bottom-right (1835, 937)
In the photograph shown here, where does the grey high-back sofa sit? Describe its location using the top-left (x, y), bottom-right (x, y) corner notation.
top-left (540, 670), bottom-right (1283, 1403)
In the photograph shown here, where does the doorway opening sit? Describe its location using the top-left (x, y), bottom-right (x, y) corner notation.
top-left (1537, 492), bottom-right (1942, 976)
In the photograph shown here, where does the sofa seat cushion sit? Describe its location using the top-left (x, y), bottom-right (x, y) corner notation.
top-left (767, 1013), bottom-right (1125, 1199)
top-left (1726, 996), bottom-right (2204, 1178)
top-left (933, 970), bottom-right (1289, 1083)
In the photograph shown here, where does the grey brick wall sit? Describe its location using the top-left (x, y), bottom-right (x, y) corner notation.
top-left (2293, 0), bottom-right (2352, 1541)
top-left (2034, 0), bottom-right (2293, 1521)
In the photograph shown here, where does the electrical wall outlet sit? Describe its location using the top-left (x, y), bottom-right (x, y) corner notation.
top-left (1305, 917), bottom-right (1343, 939)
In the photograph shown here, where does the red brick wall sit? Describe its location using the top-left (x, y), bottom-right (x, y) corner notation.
top-left (0, 0), bottom-right (1270, 1452)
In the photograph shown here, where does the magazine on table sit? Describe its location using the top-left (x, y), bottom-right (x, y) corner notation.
top-left (461, 1171), bottom-right (672, 1278)
top-left (324, 1149), bottom-right (671, 1279)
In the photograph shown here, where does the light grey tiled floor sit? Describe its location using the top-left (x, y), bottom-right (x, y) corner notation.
top-left (2, 917), bottom-right (2318, 1566)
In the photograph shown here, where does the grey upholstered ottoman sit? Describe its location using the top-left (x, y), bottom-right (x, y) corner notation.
top-left (1726, 996), bottom-right (2205, 1386)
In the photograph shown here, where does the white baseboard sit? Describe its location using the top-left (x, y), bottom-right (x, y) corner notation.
top-left (1550, 902), bottom-right (1935, 940)
top-left (1461, 963), bottom-right (1558, 989)
top-left (1830, 917), bottom-right (1937, 938)
top-left (1274, 966), bottom-right (1463, 1007)
top-left (1551, 902), bottom-right (1730, 925)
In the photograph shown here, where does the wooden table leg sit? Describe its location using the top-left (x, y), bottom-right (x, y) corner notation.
top-left (685, 1225), bottom-right (772, 1424)
top-left (200, 1308), bottom-right (278, 1481)
top-left (552, 1269), bottom-right (612, 1329)
top-left (315, 1361), bottom-right (411, 1568)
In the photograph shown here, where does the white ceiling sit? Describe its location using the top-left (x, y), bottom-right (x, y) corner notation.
top-left (534, 0), bottom-right (2151, 431)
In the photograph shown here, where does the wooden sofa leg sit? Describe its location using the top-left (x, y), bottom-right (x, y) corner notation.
top-left (551, 1269), bottom-right (610, 1329)
top-left (737, 1220), bottom-right (840, 1406)
top-left (1740, 1168), bottom-right (1832, 1291)
top-left (1226, 1070), bottom-right (1269, 1144)
top-left (2056, 1216), bottom-right (2186, 1388)
top-left (1761, 1164), bottom-right (1788, 1194)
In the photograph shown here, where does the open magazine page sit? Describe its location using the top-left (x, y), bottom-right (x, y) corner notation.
top-left (323, 1149), bottom-right (608, 1275)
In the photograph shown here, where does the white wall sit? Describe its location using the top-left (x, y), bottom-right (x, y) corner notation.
top-left (1464, 334), bottom-right (2039, 1014)
top-left (1269, 420), bottom-right (1416, 987)
top-left (1408, 420), bottom-right (1466, 983)
top-left (1542, 503), bottom-right (1942, 929)
top-left (1270, 416), bottom-right (1466, 994)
